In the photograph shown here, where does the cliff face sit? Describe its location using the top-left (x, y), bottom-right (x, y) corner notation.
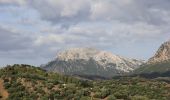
top-left (148, 40), bottom-right (170, 64)
top-left (42, 48), bottom-right (143, 78)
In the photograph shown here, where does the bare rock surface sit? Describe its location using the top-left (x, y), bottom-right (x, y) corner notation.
top-left (148, 40), bottom-right (170, 64)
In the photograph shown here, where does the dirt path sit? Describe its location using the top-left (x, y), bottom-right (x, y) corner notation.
top-left (0, 79), bottom-right (9, 100)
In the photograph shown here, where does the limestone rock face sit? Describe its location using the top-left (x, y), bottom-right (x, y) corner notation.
top-left (42, 48), bottom-right (144, 78)
top-left (148, 40), bottom-right (170, 64)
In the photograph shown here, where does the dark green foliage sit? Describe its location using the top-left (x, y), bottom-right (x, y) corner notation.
top-left (79, 80), bottom-right (93, 87)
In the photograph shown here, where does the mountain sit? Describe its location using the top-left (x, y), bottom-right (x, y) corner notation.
top-left (42, 48), bottom-right (143, 78)
top-left (148, 40), bottom-right (170, 64)
top-left (134, 40), bottom-right (170, 74)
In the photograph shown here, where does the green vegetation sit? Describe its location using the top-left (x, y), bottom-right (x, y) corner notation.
top-left (0, 64), bottom-right (170, 100)
top-left (134, 60), bottom-right (170, 74)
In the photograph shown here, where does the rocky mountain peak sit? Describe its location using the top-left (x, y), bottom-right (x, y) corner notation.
top-left (57, 47), bottom-right (100, 61)
top-left (57, 47), bottom-right (123, 61)
top-left (57, 47), bottom-right (142, 66)
top-left (43, 47), bottom-right (144, 78)
top-left (148, 40), bottom-right (170, 64)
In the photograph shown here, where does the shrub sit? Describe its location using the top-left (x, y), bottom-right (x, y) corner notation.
top-left (4, 82), bottom-right (11, 89)
top-left (93, 92), bottom-right (102, 98)
top-left (107, 95), bottom-right (116, 100)
top-left (100, 89), bottom-right (110, 98)
top-left (79, 80), bottom-right (93, 87)
top-left (114, 91), bottom-right (128, 99)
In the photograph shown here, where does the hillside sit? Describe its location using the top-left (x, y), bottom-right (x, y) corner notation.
top-left (42, 48), bottom-right (143, 78)
top-left (0, 64), bottom-right (170, 100)
top-left (134, 60), bottom-right (170, 74)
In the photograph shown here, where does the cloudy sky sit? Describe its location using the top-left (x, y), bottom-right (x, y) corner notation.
top-left (0, 0), bottom-right (170, 66)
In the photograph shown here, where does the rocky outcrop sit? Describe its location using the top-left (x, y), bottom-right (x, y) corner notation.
top-left (42, 48), bottom-right (143, 78)
top-left (148, 40), bottom-right (170, 64)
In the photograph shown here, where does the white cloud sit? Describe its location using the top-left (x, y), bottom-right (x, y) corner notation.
top-left (0, 0), bottom-right (27, 6)
top-left (60, 0), bottom-right (90, 17)
top-left (90, 1), bottom-right (114, 20)
top-left (35, 34), bottom-right (65, 45)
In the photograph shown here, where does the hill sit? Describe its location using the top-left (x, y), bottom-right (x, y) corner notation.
top-left (0, 64), bottom-right (170, 100)
top-left (134, 60), bottom-right (170, 74)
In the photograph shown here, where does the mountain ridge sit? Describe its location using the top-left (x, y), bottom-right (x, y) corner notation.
top-left (42, 47), bottom-right (144, 78)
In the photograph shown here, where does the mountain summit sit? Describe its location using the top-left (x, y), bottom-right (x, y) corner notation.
top-left (148, 40), bottom-right (170, 64)
top-left (42, 48), bottom-right (143, 78)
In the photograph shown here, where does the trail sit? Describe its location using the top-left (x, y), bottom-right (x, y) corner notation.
top-left (0, 79), bottom-right (9, 100)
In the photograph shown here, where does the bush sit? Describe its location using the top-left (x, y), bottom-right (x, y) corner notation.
top-left (4, 82), bottom-right (11, 89)
top-left (93, 92), bottom-right (102, 98)
top-left (114, 91), bottom-right (128, 99)
top-left (107, 95), bottom-right (116, 100)
top-left (4, 78), bottom-right (9, 82)
top-left (47, 83), bottom-right (54, 89)
top-left (79, 80), bottom-right (93, 87)
top-left (100, 89), bottom-right (110, 98)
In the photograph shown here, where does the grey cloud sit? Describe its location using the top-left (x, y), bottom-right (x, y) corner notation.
top-left (23, 0), bottom-right (170, 26)
top-left (28, 0), bottom-right (91, 26)
top-left (0, 26), bottom-right (55, 65)
top-left (1, 0), bottom-right (170, 25)
top-left (0, 27), bottom-right (33, 51)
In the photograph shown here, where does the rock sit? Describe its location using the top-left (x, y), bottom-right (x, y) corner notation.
top-left (148, 40), bottom-right (170, 64)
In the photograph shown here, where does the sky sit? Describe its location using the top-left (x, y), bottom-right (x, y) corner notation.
top-left (0, 0), bottom-right (170, 66)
